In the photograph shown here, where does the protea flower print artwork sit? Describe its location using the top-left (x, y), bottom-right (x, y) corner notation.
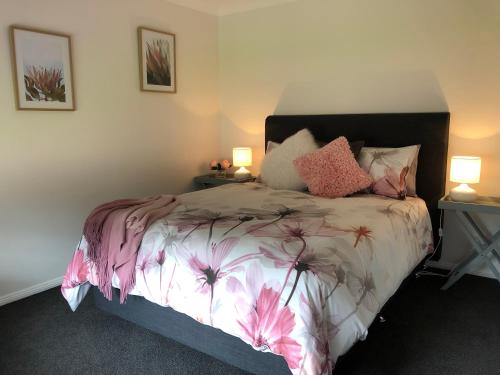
top-left (146, 39), bottom-right (171, 86)
top-left (139, 27), bottom-right (176, 93)
top-left (24, 65), bottom-right (66, 102)
top-left (11, 26), bottom-right (75, 110)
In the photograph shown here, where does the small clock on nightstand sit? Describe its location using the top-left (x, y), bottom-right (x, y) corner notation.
top-left (193, 174), bottom-right (256, 190)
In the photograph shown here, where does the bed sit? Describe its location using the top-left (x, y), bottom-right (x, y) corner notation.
top-left (62, 112), bottom-right (450, 375)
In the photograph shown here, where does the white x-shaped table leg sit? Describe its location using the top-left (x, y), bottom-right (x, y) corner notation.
top-left (441, 211), bottom-right (500, 290)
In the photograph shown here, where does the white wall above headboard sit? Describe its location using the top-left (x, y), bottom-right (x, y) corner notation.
top-left (218, 0), bottom-right (500, 196)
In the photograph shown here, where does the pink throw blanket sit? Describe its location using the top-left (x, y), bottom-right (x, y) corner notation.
top-left (83, 195), bottom-right (178, 303)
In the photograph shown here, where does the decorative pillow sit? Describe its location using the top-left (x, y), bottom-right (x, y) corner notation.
top-left (293, 136), bottom-right (373, 198)
top-left (406, 145), bottom-right (421, 196)
top-left (266, 140), bottom-right (280, 153)
top-left (260, 129), bottom-right (318, 190)
top-left (357, 145), bottom-right (420, 199)
top-left (317, 140), bottom-right (365, 159)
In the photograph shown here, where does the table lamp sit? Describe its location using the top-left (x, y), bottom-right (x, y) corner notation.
top-left (233, 147), bottom-right (252, 179)
top-left (449, 156), bottom-right (481, 202)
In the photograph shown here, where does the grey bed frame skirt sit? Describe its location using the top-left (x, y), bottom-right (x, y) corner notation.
top-left (93, 287), bottom-right (291, 374)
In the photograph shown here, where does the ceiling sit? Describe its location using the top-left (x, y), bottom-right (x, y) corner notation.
top-left (165, 0), bottom-right (298, 16)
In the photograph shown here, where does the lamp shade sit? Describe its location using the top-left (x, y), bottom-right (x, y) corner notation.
top-left (450, 156), bottom-right (481, 184)
top-left (233, 147), bottom-right (252, 167)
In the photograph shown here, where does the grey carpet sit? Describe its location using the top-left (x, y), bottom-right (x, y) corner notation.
top-left (0, 274), bottom-right (499, 375)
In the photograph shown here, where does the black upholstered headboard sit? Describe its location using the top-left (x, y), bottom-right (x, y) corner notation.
top-left (265, 112), bottom-right (450, 245)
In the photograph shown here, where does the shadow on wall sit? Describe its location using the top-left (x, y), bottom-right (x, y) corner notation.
top-left (220, 69), bottom-right (450, 173)
top-left (448, 132), bottom-right (500, 196)
top-left (274, 69), bottom-right (449, 115)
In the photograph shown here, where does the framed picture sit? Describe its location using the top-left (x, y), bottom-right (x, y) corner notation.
top-left (138, 27), bottom-right (176, 93)
top-left (10, 26), bottom-right (75, 111)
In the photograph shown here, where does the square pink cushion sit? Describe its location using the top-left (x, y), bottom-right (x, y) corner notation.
top-left (293, 136), bottom-right (373, 198)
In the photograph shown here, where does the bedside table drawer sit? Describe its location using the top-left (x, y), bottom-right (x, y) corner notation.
top-left (193, 174), bottom-right (256, 190)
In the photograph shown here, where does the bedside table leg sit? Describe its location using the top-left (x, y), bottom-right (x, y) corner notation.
top-left (442, 251), bottom-right (486, 290)
top-left (441, 212), bottom-right (500, 290)
top-left (442, 235), bottom-right (500, 290)
top-left (486, 248), bottom-right (500, 281)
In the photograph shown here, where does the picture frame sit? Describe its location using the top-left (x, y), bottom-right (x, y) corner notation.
top-left (10, 25), bottom-right (76, 111)
top-left (138, 27), bottom-right (176, 93)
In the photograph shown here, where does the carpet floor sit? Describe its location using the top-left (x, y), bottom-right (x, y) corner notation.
top-left (0, 274), bottom-right (498, 375)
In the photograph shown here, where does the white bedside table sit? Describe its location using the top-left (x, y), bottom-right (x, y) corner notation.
top-left (438, 196), bottom-right (500, 290)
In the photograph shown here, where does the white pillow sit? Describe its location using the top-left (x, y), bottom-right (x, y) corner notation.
top-left (260, 129), bottom-right (318, 190)
top-left (266, 141), bottom-right (280, 153)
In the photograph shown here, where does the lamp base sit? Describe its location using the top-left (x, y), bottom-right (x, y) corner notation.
top-left (450, 183), bottom-right (477, 202)
top-left (234, 166), bottom-right (251, 179)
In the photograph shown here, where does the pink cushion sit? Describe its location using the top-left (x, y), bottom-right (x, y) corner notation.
top-left (293, 136), bottom-right (373, 198)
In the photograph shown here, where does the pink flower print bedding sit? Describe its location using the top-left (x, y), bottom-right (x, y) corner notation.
top-left (62, 183), bottom-right (433, 375)
top-left (358, 145), bottom-right (420, 199)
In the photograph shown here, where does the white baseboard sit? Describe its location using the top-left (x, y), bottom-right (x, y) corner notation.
top-left (0, 276), bottom-right (63, 307)
top-left (426, 260), bottom-right (496, 279)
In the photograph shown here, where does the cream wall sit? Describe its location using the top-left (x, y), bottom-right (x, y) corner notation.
top-left (2, 0), bottom-right (499, 303)
top-left (218, 0), bottom-right (499, 275)
top-left (0, 0), bottom-right (218, 301)
top-left (218, 0), bottom-right (499, 194)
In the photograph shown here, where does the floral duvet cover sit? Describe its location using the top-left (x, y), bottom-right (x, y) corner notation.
top-left (62, 183), bottom-right (433, 374)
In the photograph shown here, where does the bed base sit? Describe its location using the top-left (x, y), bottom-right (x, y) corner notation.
top-left (93, 287), bottom-right (291, 375)
top-left (92, 264), bottom-right (421, 375)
